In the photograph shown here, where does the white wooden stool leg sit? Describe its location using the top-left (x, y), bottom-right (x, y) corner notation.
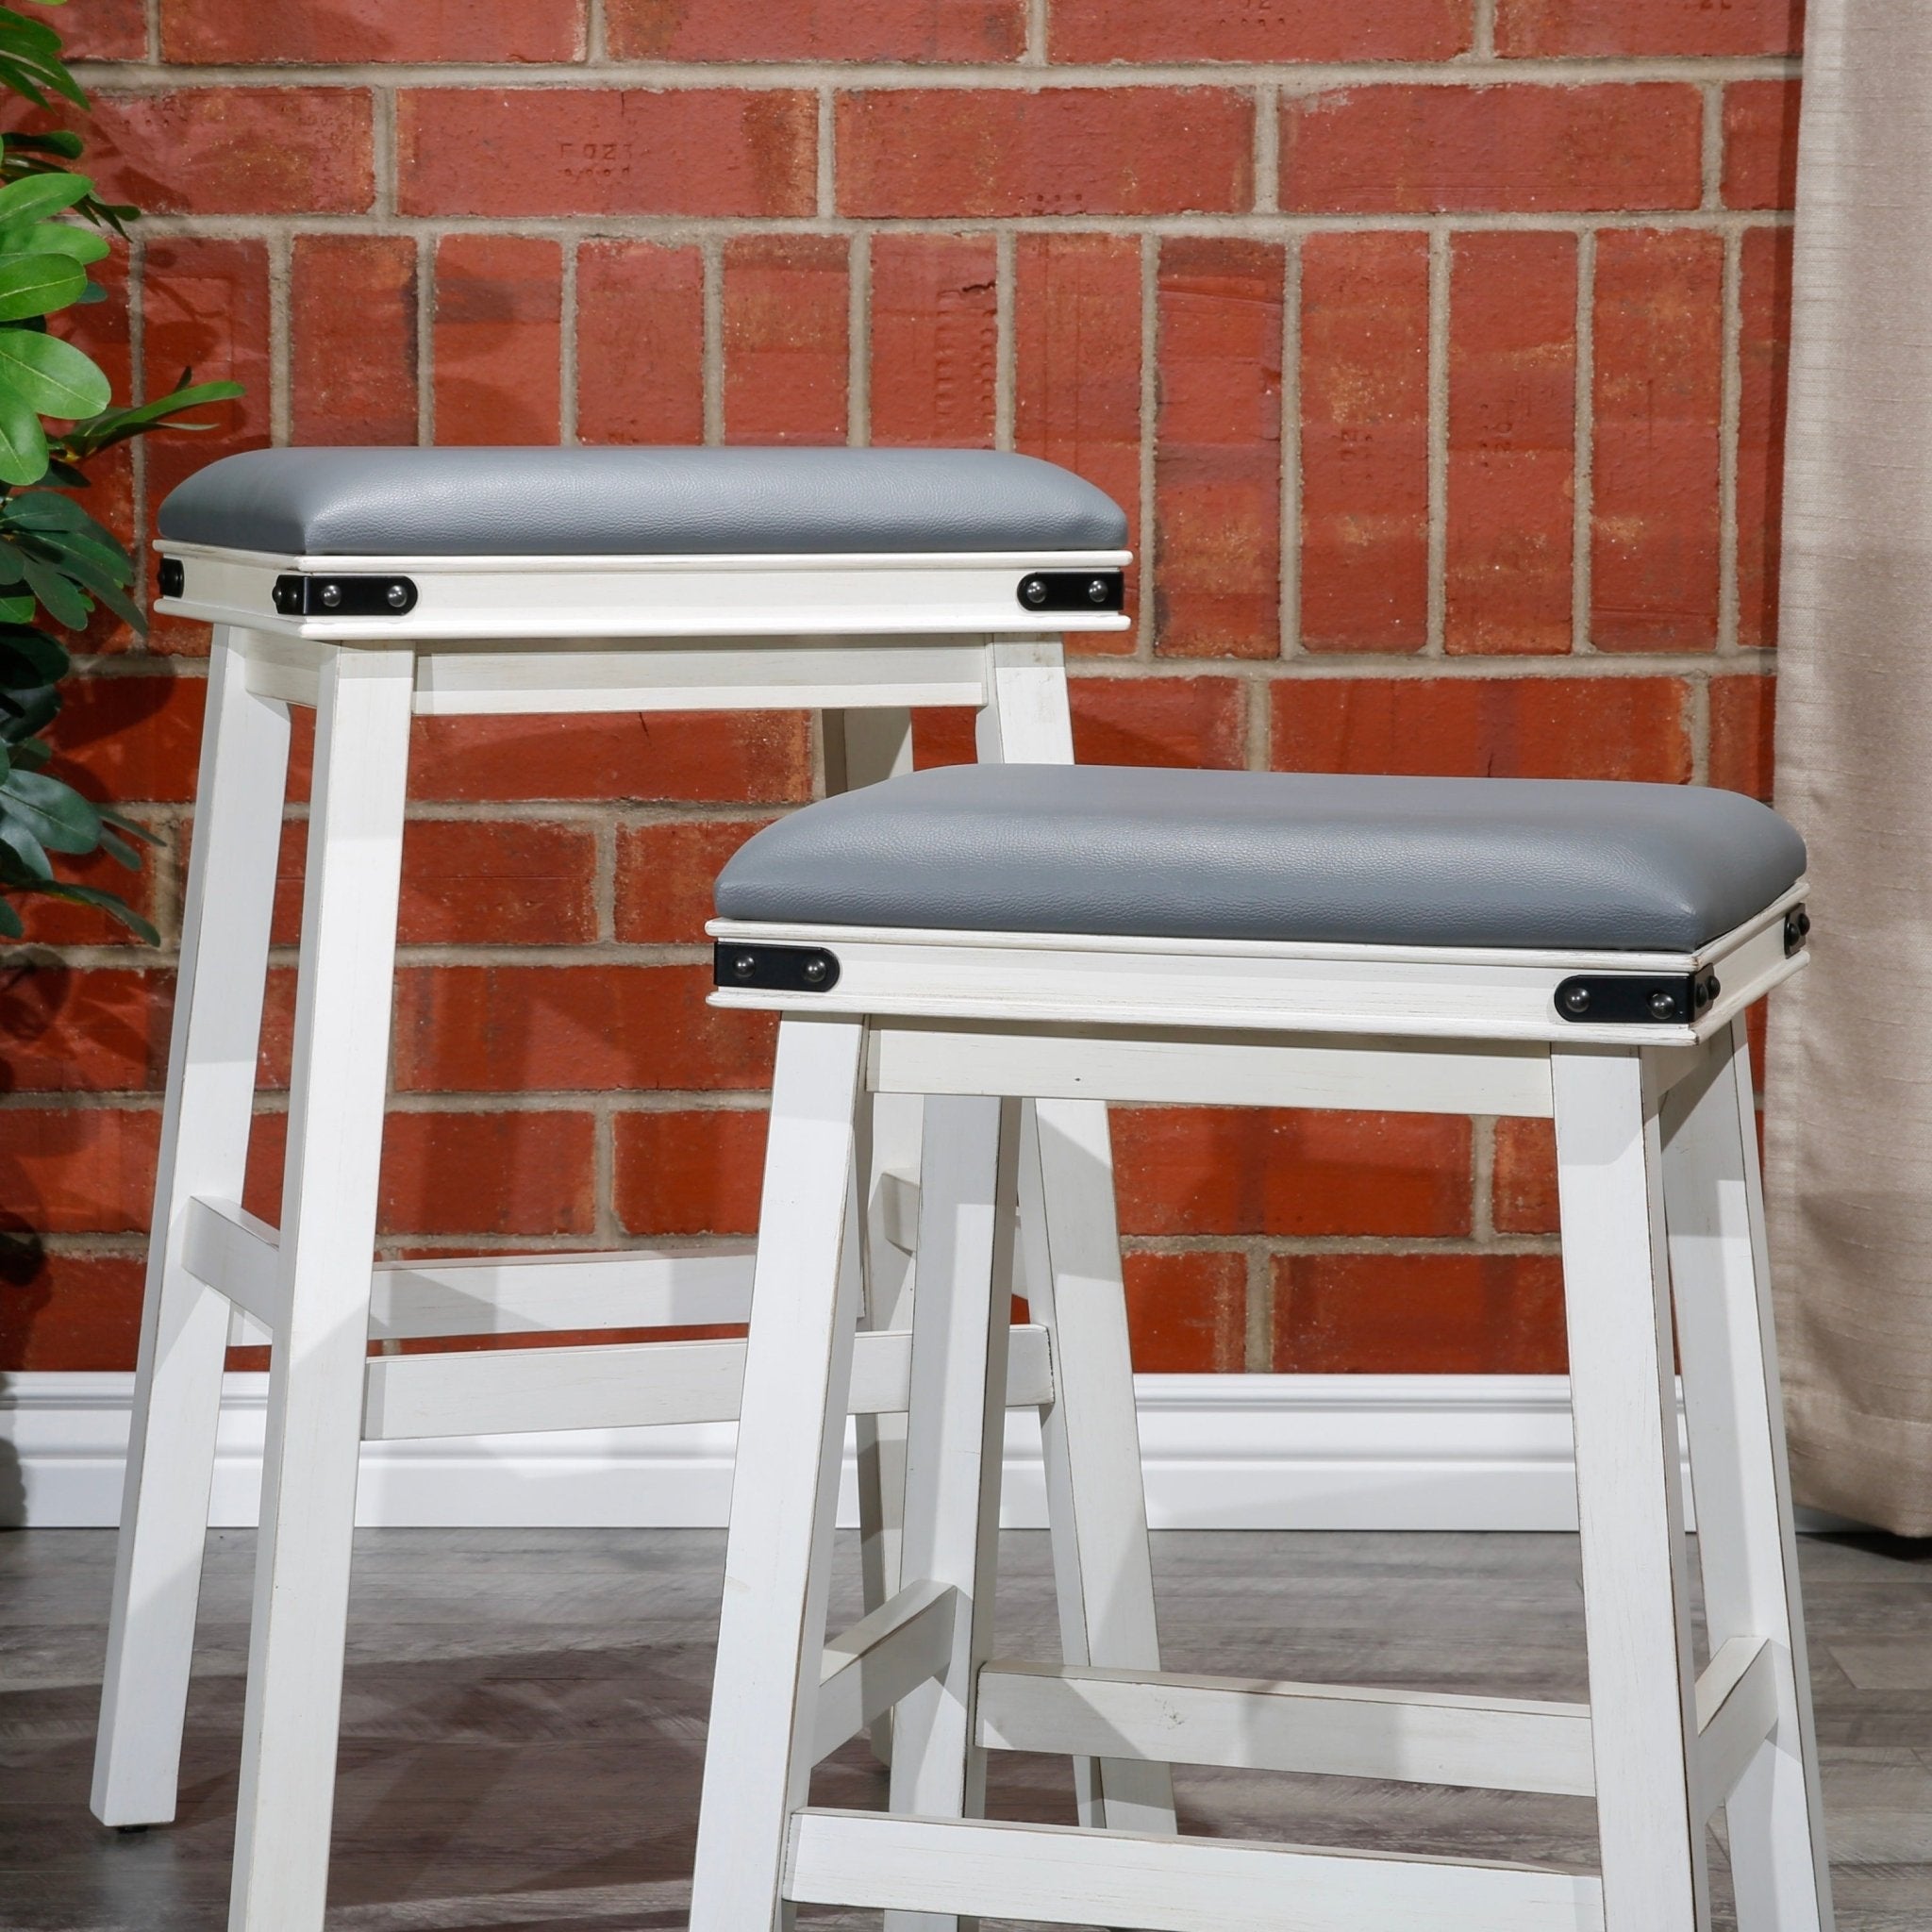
top-left (227, 649), bottom-right (414, 1932)
top-left (826, 707), bottom-right (920, 1764)
top-left (1555, 1047), bottom-right (1709, 1932)
top-left (978, 639), bottom-right (1175, 1834)
top-left (1663, 1023), bottom-right (1835, 1932)
top-left (691, 1013), bottom-right (869, 1932)
top-left (92, 628), bottom-right (290, 1827)
top-left (885, 1093), bottom-right (1019, 1932)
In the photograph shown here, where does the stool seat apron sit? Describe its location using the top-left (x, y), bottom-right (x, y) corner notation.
top-left (713, 763), bottom-right (1807, 953)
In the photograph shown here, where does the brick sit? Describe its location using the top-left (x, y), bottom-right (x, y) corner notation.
top-left (0, 965), bottom-right (170, 1093)
top-left (1591, 230), bottom-right (1724, 652)
top-left (838, 89), bottom-right (1254, 219)
top-left (1271, 675), bottom-right (1692, 781)
top-left (79, 89), bottom-right (373, 215)
top-left (608, 0), bottom-right (1023, 59)
top-left (162, 0), bottom-right (585, 61)
top-left (1015, 233), bottom-right (1141, 650)
top-left (1115, 1107), bottom-right (1471, 1238)
top-left (0, 1252), bottom-right (144, 1373)
top-left (391, 964), bottom-right (776, 1094)
top-left (46, 674), bottom-right (207, 805)
top-left (265, 818), bottom-right (598, 948)
top-left (1071, 675), bottom-right (1248, 768)
top-left (433, 235), bottom-right (561, 447)
top-left (1724, 78), bottom-right (1800, 211)
top-left (614, 819), bottom-right (773, 943)
top-left (1496, 0), bottom-right (1804, 55)
top-left (143, 239), bottom-right (272, 656)
top-left (613, 1108), bottom-right (767, 1236)
top-left (14, 828), bottom-right (167, 948)
top-left (292, 236), bottom-right (419, 446)
top-left (1492, 1116), bottom-right (1557, 1234)
top-left (1053, 0), bottom-right (1470, 62)
top-left (869, 235), bottom-right (999, 449)
top-left (1446, 232), bottom-right (1577, 657)
top-left (1280, 84), bottom-right (1702, 215)
top-left (1709, 675), bottom-right (1776, 802)
top-left (1123, 1250), bottom-right (1246, 1374)
top-left (0, 1108), bottom-right (158, 1234)
top-left (1155, 238), bottom-right (1283, 659)
top-left (244, 1109), bottom-right (598, 1237)
top-left (408, 710), bottom-right (813, 805)
top-left (1299, 233), bottom-right (1430, 653)
top-left (1738, 228), bottom-right (1792, 649)
top-left (1274, 1252), bottom-right (1567, 1374)
top-left (724, 236), bottom-right (849, 446)
top-left (398, 89), bottom-right (816, 218)
top-left (63, 0), bottom-right (146, 58)
top-left (577, 242), bottom-right (705, 446)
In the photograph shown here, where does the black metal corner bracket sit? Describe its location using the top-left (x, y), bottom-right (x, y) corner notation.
top-left (1555, 971), bottom-right (1722, 1025)
top-left (1017, 570), bottom-right (1125, 615)
top-left (714, 942), bottom-right (841, 993)
top-left (271, 573), bottom-right (419, 619)
top-left (157, 557), bottom-right (185, 599)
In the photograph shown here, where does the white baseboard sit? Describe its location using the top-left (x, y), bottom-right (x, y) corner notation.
top-left (0, 1371), bottom-right (1688, 1532)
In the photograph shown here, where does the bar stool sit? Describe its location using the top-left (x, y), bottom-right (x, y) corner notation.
top-left (694, 761), bottom-right (1835, 1932)
top-left (92, 446), bottom-right (1174, 1931)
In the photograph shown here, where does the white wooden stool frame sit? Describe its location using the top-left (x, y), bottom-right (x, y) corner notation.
top-left (692, 900), bottom-right (1834, 1932)
top-left (91, 546), bottom-right (1176, 1932)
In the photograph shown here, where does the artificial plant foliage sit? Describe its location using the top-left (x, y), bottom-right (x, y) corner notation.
top-left (0, 0), bottom-right (244, 941)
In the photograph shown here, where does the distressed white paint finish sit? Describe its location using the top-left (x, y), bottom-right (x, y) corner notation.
top-left (814, 1582), bottom-right (956, 1764)
top-left (1664, 1022), bottom-right (1836, 1930)
top-left (713, 896), bottom-right (1806, 1049)
top-left (869, 1018), bottom-right (1557, 1117)
top-left (227, 650), bottom-right (415, 1932)
top-left (158, 541), bottom-right (1132, 643)
top-left (976, 1660), bottom-right (1595, 1797)
top-left (1554, 1048), bottom-right (1707, 1932)
top-left (885, 1094), bottom-right (1018, 1932)
top-left (91, 631), bottom-right (291, 1830)
top-left (689, 1015), bottom-right (869, 1932)
top-left (360, 1325), bottom-right (1054, 1441)
top-left (1693, 1639), bottom-right (1779, 1824)
top-left (783, 1811), bottom-right (1607, 1932)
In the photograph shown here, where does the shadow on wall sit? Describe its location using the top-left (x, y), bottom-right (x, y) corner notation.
top-left (0, 1227), bottom-right (42, 1526)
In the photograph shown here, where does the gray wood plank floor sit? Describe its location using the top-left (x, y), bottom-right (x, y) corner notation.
top-left (2, 1527), bottom-right (1928, 1929)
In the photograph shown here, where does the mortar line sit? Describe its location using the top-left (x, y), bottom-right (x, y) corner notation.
top-left (1278, 233), bottom-right (1302, 666)
top-left (816, 85), bottom-right (836, 221)
top-left (1024, 0), bottom-right (1048, 64)
top-left (414, 229), bottom-right (436, 443)
top-left (1717, 225), bottom-right (1743, 656)
top-left (267, 229), bottom-right (292, 448)
top-left (586, 0), bottom-right (607, 62)
top-left (558, 237), bottom-right (580, 443)
top-left (849, 229), bottom-right (871, 445)
top-left (1244, 1240), bottom-right (1274, 1373)
top-left (1253, 81), bottom-right (1279, 214)
top-left (1471, 1117), bottom-right (1498, 1243)
top-left (374, 83), bottom-right (398, 221)
top-left (701, 236), bottom-right (725, 444)
top-left (1472, 0), bottom-right (1498, 60)
top-left (993, 227), bottom-right (1016, 450)
top-left (1572, 227), bottom-right (1597, 655)
top-left (1425, 227), bottom-right (1452, 658)
top-left (1688, 672), bottom-right (1711, 785)
top-left (1139, 229), bottom-right (1158, 659)
top-left (1701, 81), bottom-right (1725, 211)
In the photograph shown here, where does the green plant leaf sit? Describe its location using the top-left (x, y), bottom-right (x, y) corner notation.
top-left (0, 390), bottom-right (45, 484)
top-left (0, 591), bottom-right (35, 622)
top-left (31, 540), bottom-right (139, 629)
top-left (57, 379), bottom-right (244, 458)
top-left (0, 248), bottom-right (82, 321)
top-left (1, 764), bottom-right (97, 852)
top-left (6, 487), bottom-right (91, 529)
top-left (38, 881), bottom-right (156, 942)
top-left (0, 894), bottom-right (21, 939)
top-left (4, 130), bottom-right (82, 160)
top-left (98, 804), bottom-right (155, 846)
top-left (0, 169), bottom-right (88, 231)
top-left (0, 325), bottom-right (108, 417)
top-left (0, 799), bottom-right (52, 876)
top-left (0, 621), bottom-right (66, 682)
top-left (26, 222), bottom-right (108, 264)
top-left (18, 550), bottom-right (87, 627)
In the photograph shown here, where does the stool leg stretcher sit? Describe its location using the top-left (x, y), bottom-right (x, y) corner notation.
top-left (690, 1007), bottom-right (1833, 1932)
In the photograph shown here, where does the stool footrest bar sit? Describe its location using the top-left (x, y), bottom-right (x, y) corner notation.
top-left (814, 1581), bottom-right (958, 1763)
top-left (360, 1324), bottom-right (1055, 1441)
top-left (975, 1659), bottom-right (1595, 1796)
top-left (1694, 1636), bottom-right (1779, 1822)
top-left (782, 1810), bottom-right (1606, 1932)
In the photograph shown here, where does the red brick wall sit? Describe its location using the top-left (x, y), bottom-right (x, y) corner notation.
top-left (0, 0), bottom-right (1801, 1376)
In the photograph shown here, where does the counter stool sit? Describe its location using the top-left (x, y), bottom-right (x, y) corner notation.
top-left (694, 761), bottom-right (1835, 1932)
top-left (92, 447), bottom-right (1174, 1931)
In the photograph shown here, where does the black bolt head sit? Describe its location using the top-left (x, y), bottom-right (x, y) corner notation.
top-left (319, 582), bottom-right (342, 608)
top-left (1648, 990), bottom-right (1678, 1020)
top-left (1561, 985), bottom-right (1591, 1014)
top-left (1797, 909), bottom-right (1811, 935)
top-left (1087, 577), bottom-right (1109, 605)
top-left (731, 952), bottom-right (756, 980)
top-left (1706, 975), bottom-right (1721, 1001)
top-left (1022, 576), bottom-right (1048, 607)
top-left (386, 583), bottom-right (408, 609)
top-left (802, 956), bottom-right (829, 985)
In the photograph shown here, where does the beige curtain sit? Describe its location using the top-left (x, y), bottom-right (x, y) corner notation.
top-left (1767, 3), bottom-right (1932, 1535)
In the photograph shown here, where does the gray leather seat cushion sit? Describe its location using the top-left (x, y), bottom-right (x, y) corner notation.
top-left (157, 446), bottom-right (1127, 558)
top-left (714, 765), bottom-right (1806, 951)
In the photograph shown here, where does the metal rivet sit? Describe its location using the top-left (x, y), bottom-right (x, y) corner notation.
top-left (1706, 975), bottom-right (1721, 1002)
top-left (731, 952), bottom-right (756, 980)
top-left (1797, 909), bottom-right (1810, 936)
top-left (1693, 979), bottom-right (1709, 1008)
top-left (1648, 990), bottom-right (1678, 1020)
top-left (319, 582), bottom-right (342, 609)
top-left (802, 956), bottom-right (829, 985)
top-left (386, 583), bottom-right (408, 609)
top-left (1561, 985), bottom-right (1591, 1014)
top-left (1022, 576), bottom-right (1048, 607)
top-left (1086, 577), bottom-right (1109, 605)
